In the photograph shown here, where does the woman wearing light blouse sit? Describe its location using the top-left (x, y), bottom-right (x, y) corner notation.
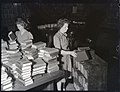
top-left (15, 18), bottom-right (33, 44)
top-left (53, 18), bottom-right (77, 91)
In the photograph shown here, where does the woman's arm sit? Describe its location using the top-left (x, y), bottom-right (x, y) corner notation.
top-left (53, 35), bottom-right (77, 57)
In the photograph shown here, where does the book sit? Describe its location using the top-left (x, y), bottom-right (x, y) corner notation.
top-left (4, 87), bottom-right (13, 91)
top-left (40, 47), bottom-right (59, 55)
top-left (24, 47), bottom-right (37, 54)
top-left (16, 67), bottom-right (31, 75)
top-left (78, 47), bottom-right (90, 50)
top-left (1, 77), bottom-right (12, 85)
top-left (33, 41), bottom-right (46, 49)
top-left (16, 63), bottom-right (31, 71)
top-left (33, 58), bottom-right (46, 68)
top-left (8, 31), bottom-right (16, 41)
top-left (75, 50), bottom-right (89, 62)
top-left (6, 49), bottom-right (19, 54)
top-left (17, 58), bottom-right (32, 67)
top-left (2, 82), bottom-right (13, 90)
top-left (18, 78), bottom-right (33, 86)
top-left (33, 66), bottom-right (46, 71)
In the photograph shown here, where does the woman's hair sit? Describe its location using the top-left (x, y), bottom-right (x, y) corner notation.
top-left (16, 18), bottom-right (28, 29)
top-left (57, 18), bottom-right (70, 29)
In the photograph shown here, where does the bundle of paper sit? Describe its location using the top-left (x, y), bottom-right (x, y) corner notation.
top-left (32, 58), bottom-right (46, 76)
top-left (33, 41), bottom-right (46, 50)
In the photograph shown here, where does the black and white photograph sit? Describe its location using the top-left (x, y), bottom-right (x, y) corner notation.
top-left (1, 0), bottom-right (119, 91)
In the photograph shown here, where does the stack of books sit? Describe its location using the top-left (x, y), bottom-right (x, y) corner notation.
top-left (8, 40), bottom-right (19, 50)
top-left (38, 47), bottom-right (59, 73)
top-left (47, 58), bottom-right (59, 73)
top-left (38, 47), bottom-right (59, 62)
top-left (1, 39), bottom-right (8, 49)
top-left (15, 57), bottom-right (33, 86)
top-left (20, 40), bottom-right (33, 50)
top-left (33, 41), bottom-right (46, 50)
top-left (32, 58), bottom-right (46, 76)
top-left (23, 48), bottom-right (38, 60)
top-left (1, 40), bottom-right (9, 64)
top-left (1, 66), bottom-right (13, 91)
top-left (6, 52), bottom-right (22, 73)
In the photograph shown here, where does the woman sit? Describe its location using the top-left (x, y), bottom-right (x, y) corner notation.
top-left (15, 18), bottom-right (33, 44)
top-left (53, 18), bottom-right (77, 91)
top-left (8, 18), bottom-right (35, 49)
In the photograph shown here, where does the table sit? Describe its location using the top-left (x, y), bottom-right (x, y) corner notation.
top-left (10, 70), bottom-right (69, 91)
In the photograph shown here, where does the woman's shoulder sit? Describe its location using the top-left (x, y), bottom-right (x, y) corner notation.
top-left (54, 31), bottom-right (61, 37)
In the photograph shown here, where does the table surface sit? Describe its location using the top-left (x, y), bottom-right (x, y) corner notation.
top-left (10, 70), bottom-right (65, 91)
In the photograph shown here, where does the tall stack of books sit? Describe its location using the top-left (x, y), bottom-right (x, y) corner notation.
top-left (1, 40), bottom-right (9, 64)
top-left (15, 57), bottom-right (33, 86)
top-left (32, 58), bottom-right (46, 76)
top-left (33, 41), bottom-right (46, 50)
top-left (38, 47), bottom-right (59, 73)
top-left (1, 65), bottom-right (13, 91)
top-left (23, 48), bottom-right (38, 60)
top-left (20, 40), bottom-right (33, 50)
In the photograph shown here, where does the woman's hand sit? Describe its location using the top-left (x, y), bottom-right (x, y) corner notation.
top-left (70, 51), bottom-right (77, 57)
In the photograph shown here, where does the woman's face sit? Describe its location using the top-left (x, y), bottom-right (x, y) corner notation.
top-left (61, 23), bottom-right (69, 33)
top-left (17, 24), bottom-right (24, 31)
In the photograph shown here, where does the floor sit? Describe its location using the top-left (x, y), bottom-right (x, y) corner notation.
top-left (66, 83), bottom-right (75, 91)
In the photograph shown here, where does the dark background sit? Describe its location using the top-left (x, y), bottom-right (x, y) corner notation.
top-left (1, 1), bottom-right (119, 91)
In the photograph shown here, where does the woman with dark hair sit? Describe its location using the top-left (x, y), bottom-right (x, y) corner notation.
top-left (8, 18), bottom-right (33, 43)
top-left (53, 18), bottom-right (77, 91)
top-left (15, 18), bottom-right (33, 44)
